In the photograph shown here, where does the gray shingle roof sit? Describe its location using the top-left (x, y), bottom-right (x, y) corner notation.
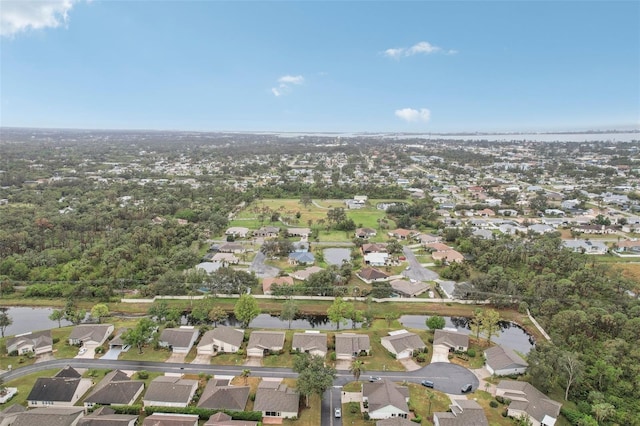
top-left (484, 346), bottom-right (528, 370)
top-left (12, 407), bottom-right (85, 426)
top-left (363, 380), bottom-right (409, 414)
top-left (291, 333), bottom-right (327, 354)
top-left (204, 411), bottom-right (259, 425)
top-left (497, 381), bottom-right (562, 423)
top-left (335, 333), bottom-right (370, 355)
top-left (159, 328), bottom-right (199, 348)
top-left (6, 330), bottom-right (52, 353)
top-left (198, 326), bottom-right (244, 349)
top-left (253, 381), bottom-right (299, 414)
top-left (68, 324), bottom-right (113, 343)
top-left (27, 376), bottom-right (84, 402)
top-left (433, 329), bottom-right (469, 349)
top-left (247, 331), bottom-right (285, 351)
top-left (142, 413), bottom-right (199, 426)
top-left (197, 379), bottom-right (250, 410)
top-left (143, 376), bottom-right (198, 405)
top-left (390, 279), bottom-right (429, 297)
top-left (381, 332), bottom-right (426, 353)
top-left (433, 399), bottom-right (489, 426)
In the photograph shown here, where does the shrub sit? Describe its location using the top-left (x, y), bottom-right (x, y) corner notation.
top-left (330, 352), bottom-right (337, 361)
top-left (8, 350), bottom-right (17, 357)
top-left (416, 353), bottom-right (427, 363)
top-left (349, 402), bottom-right (359, 414)
top-left (363, 412), bottom-right (370, 420)
top-left (495, 395), bottom-right (505, 404)
top-left (411, 415), bottom-right (422, 423)
top-left (501, 409), bottom-right (508, 417)
top-left (467, 348), bottom-right (476, 357)
top-left (137, 370), bottom-right (149, 379)
top-left (52, 337), bottom-right (60, 344)
top-left (490, 400), bottom-right (499, 408)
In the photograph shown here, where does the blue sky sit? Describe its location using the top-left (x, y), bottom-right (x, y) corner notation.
top-left (1, 0), bottom-right (638, 133)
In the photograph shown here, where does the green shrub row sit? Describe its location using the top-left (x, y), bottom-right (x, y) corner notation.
top-left (143, 406), bottom-right (262, 421)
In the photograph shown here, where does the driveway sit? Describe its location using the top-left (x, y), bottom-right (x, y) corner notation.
top-left (166, 353), bottom-right (187, 363)
top-left (402, 247), bottom-right (439, 282)
top-left (101, 348), bottom-right (122, 360)
top-left (75, 343), bottom-right (98, 359)
top-left (191, 354), bottom-right (211, 365)
top-left (249, 251), bottom-right (280, 278)
top-left (244, 357), bottom-right (263, 367)
top-left (431, 344), bottom-right (451, 363)
top-left (399, 358), bottom-right (422, 371)
top-left (417, 362), bottom-right (479, 395)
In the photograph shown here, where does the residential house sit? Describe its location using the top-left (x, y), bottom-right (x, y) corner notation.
top-left (335, 333), bottom-right (371, 360)
top-left (362, 379), bottom-right (410, 420)
top-left (6, 330), bottom-right (53, 355)
top-left (472, 229), bottom-right (494, 240)
top-left (197, 326), bottom-right (244, 355)
top-left (431, 250), bottom-right (464, 264)
top-left (528, 224), bottom-right (555, 234)
top-left (68, 324), bottom-right (114, 346)
top-left (484, 345), bottom-right (529, 376)
top-left (0, 404), bottom-right (26, 426)
top-left (262, 276), bottom-right (294, 295)
top-left (204, 412), bottom-right (258, 426)
top-left (573, 224), bottom-right (616, 235)
top-left (364, 251), bottom-right (389, 266)
top-left (563, 239), bottom-right (608, 255)
top-left (254, 226), bottom-right (280, 238)
top-left (380, 330), bottom-right (426, 360)
top-left (253, 381), bottom-right (299, 419)
top-left (416, 233), bottom-right (442, 245)
top-left (433, 399), bottom-right (489, 426)
top-left (11, 407), bottom-right (85, 426)
top-left (142, 376), bottom-right (199, 408)
top-left (197, 378), bottom-right (249, 411)
top-left (288, 251), bottom-right (315, 265)
top-left (362, 243), bottom-right (388, 254)
top-left (158, 327), bottom-right (199, 354)
top-left (290, 266), bottom-right (323, 281)
top-left (218, 243), bottom-right (245, 254)
top-left (389, 280), bottom-right (429, 298)
top-left (388, 229), bottom-right (413, 240)
top-left (247, 331), bottom-right (285, 357)
top-left (225, 227), bottom-right (250, 238)
top-left (292, 331), bottom-right (327, 357)
top-left (109, 328), bottom-right (129, 349)
top-left (142, 413), bottom-right (199, 426)
top-left (477, 208), bottom-right (496, 217)
top-left (287, 228), bottom-right (311, 238)
top-left (424, 242), bottom-right (454, 253)
top-left (83, 370), bottom-right (144, 409)
top-left (78, 406), bottom-right (138, 425)
top-left (615, 239), bottom-right (640, 255)
top-left (212, 253), bottom-right (240, 264)
top-left (496, 381), bottom-right (562, 426)
top-left (27, 366), bottom-right (92, 407)
top-left (355, 227), bottom-right (377, 238)
top-left (357, 267), bottom-right (390, 284)
top-left (433, 329), bottom-right (469, 352)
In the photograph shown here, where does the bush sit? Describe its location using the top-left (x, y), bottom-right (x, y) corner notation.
top-left (561, 407), bottom-right (587, 424)
top-left (8, 350), bottom-right (17, 357)
top-left (411, 415), bottom-right (422, 423)
top-left (349, 402), bottom-right (359, 414)
top-left (416, 353), bottom-right (427, 363)
top-left (501, 409), bottom-right (508, 417)
top-left (137, 370), bottom-right (149, 379)
top-left (490, 400), bottom-right (499, 408)
top-left (495, 395), bottom-right (505, 404)
top-left (52, 337), bottom-right (60, 344)
top-left (363, 412), bottom-right (370, 421)
top-left (467, 348), bottom-right (476, 357)
top-left (330, 352), bottom-right (337, 361)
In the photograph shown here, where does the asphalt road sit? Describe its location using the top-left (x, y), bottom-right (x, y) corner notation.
top-left (402, 246), bottom-right (440, 281)
top-left (249, 251), bottom-right (280, 278)
top-left (2, 358), bottom-right (478, 425)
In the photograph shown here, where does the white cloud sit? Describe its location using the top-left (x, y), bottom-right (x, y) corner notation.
top-left (0, 0), bottom-right (83, 37)
top-left (395, 108), bottom-right (431, 123)
top-left (278, 75), bottom-right (304, 85)
top-left (271, 74), bottom-right (304, 97)
top-left (383, 41), bottom-right (455, 59)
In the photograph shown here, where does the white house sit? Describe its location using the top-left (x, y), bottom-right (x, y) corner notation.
top-left (158, 327), bottom-right (199, 354)
top-left (380, 330), bottom-right (426, 360)
top-left (247, 331), bottom-right (285, 357)
top-left (484, 345), bottom-right (529, 376)
top-left (291, 331), bottom-right (327, 358)
top-left (362, 380), bottom-right (409, 420)
top-left (197, 326), bottom-right (244, 355)
top-left (496, 381), bottom-right (562, 426)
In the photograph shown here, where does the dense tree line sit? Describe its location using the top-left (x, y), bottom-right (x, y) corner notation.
top-left (452, 233), bottom-right (640, 425)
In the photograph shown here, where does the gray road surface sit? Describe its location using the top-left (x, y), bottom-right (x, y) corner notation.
top-left (402, 246), bottom-right (440, 281)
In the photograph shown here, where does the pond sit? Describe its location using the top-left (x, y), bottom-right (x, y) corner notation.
top-left (1, 307), bottom-right (73, 336)
top-left (399, 315), bottom-right (535, 354)
top-left (187, 313), bottom-right (355, 331)
top-left (323, 248), bottom-right (351, 265)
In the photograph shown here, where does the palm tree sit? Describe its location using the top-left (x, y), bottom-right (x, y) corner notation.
top-left (350, 360), bottom-right (365, 382)
top-left (241, 369), bottom-right (251, 385)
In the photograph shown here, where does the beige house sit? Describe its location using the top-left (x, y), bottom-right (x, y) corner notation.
top-left (390, 279), bottom-right (429, 297)
top-left (262, 276), bottom-right (294, 295)
top-left (247, 331), bottom-right (285, 357)
top-left (292, 331), bottom-right (327, 357)
top-left (380, 330), bottom-right (426, 360)
top-left (362, 380), bottom-right (409, 420)
top-left (254, 381), bottom-right (299, 419)
top-left (68, 324), bottom-right (114, 346)
top-left (433, 329), bottom-right (469, 352)
top-left (484, 346), bottom-right (528, 376)
top-left (335, 333), bottom-right (371, 360)
top-left (158, 327), bottom-right (199, 354)
top-left (142, 376), bottom-right (199, 408)
top-left (198, 326), bottom-right (244, 355)
top-left (6, 330), bottom-right (53, 356)
top-left (496, 381), bottom-right (562, 426)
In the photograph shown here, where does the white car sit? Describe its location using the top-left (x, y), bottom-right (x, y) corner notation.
top-left (78, 347), bottom-right (87, 355)
top-left (334, 408), bottom-right (341, 418)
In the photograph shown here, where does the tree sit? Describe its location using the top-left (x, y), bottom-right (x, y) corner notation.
top-left (350, 359), bottom-right (365, 382)
top-left (208, 306), bottom-right (228, 327)
top-left (90, 303), bottom-right (109, 323)
top-left (234, 294), bottom-right (261, 328)
top-left (384, 312), bottom-right (399, 327)
top-left (481, 309), bottom-right (501, 345)
top-left (560, 351), bottom-right (583, 400)
top-left (592, 403), bottom-right (615, 424)
top-left (280, 299), bottom-right (299, 329)
top-left (386, 239), bottom-right (403, 255)
top-left (327, 297), bottom-right (351, 330)
top-left (0, 311), bottom-right (12, 338)
top-left (122, 317), bottom-right (156, 354)
top-left (241, 369), bottom-right (251, 385)
top-left (426, 315), bottom-right (446, 330)
top-left (295, 354), bottom-right (337, 407)
top-left (470, 309), bottom-right (484, 342)
top-left (49, 309), bottom-right (65, 328)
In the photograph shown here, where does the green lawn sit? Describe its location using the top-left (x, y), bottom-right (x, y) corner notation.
top-left (119, 346), bottom-right (171, 362)
top-left (0, 369), bottom-right (59, 409)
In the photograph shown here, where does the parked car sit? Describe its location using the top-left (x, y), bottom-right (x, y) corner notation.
top-left (334, 408), bottom-right (341, 418)
top-left (369, 376), bottom-right (382, 382)
top-left (78, 347), bottom-right (87, 355)
top-left (421, 380), bottom-right (434, 388)
top-left (461, 383), bottom-right (473, 393)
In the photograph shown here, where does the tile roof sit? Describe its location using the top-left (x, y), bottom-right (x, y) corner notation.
top-left (390, 279), bottom-right (429, 297)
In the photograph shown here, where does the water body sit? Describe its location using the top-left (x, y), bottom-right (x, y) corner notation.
top-left (400, 315), bottom-right (534, 354)
top-left (1, 307), bottom-right (73, 336)
top-left (323, 248), bottom-right (351, 265)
